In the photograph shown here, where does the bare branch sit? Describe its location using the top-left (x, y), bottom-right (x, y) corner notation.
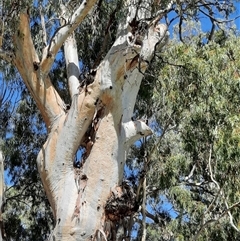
top-left (93, 229), bottom-right (108, 241)
top-left (208, 145), bottom-right (239, 231)
top-left (40, 5), bottom-right (47, 47)
top-left (225, 201), bottom-right (240, 232)
top-left (141, 175), bottom-right (147, 241)
top-left (13, 13), bottom-right (65, 128)
top-left (178, 15), bottom-right (184, 43)
top-left (199, 8), bottom-right (240, 24)
top-left (207, 21), bottom-right (215, 43)
top-left (184, 164), bottom-right (196, 181)
top-left (200, 0), bottom-right (215, 43)
top-left (208, 145), bottom-right (219, 189)
top-left (194, 145), bottom-right (240, 239)
top-left (40, 0), bottom-right (98, 76)
top-left (150, 0), bottom-right (175, 25)
top-left (194, 200), bottom-right (240, 240)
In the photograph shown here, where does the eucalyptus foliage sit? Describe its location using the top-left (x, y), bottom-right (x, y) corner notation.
top-left (128, 25), bottom-right (240, 240)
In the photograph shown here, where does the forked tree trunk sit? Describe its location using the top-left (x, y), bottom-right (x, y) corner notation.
top-left (1, 0), bottom-right (170, 240)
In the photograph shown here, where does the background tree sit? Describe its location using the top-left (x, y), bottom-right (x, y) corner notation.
top-left (0, 0), bottom-right (239, 241)
top-left (128, 23), bottom-right (240, 240)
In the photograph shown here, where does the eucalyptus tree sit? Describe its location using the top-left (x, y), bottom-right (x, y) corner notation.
top-left (0, 0), bottom-right (238, 240)
top-left (130, 26), bottom-right (240, 240)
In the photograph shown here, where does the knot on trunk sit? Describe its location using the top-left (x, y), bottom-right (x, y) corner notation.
top-left (105, 181), bottom-right (139, 221)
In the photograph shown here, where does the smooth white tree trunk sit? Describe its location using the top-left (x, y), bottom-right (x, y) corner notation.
top-left (0, 0), bottom-right (172, 240)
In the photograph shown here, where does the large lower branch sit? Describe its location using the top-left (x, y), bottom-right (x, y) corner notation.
top-left (13, 13), bottom-right (65, 128)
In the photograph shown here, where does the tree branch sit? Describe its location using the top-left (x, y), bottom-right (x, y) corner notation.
top-left (122, 120), bottom-right (152, 148)
top-left (40, 0), bottom-right (98, 76)
top-left (208, 145), bottom-right (239, 231)
top-left (199, 8), bottom-right (240, 24)
top-left (40, 5), bottom-right (47, 47)
top-left (0, 17), bottom-right (4, 48)
top-left (150, 0), bottom-right (175, 25)
top-left (13, 13), bottom-right (65, 128)
top-left (194, 200), bottom-right (240, 240)
top-left (184, 164), bottom-right (196, 181)
top-left (63, 33), bottom-right (80, 98)
top-left (194, 145), bottom-right (240, 239)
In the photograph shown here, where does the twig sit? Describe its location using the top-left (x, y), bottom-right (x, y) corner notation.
top-left (199, 9), bottom-right (240, 24)
top-left (150, 0), bottom-right (175, 26)
top-left (194, 145), bottom-right (239, 239)
top-left (193, 200), bottom-right (240, 240)
top-left (208, 145), bottom-right (239, 231)
top-left (184, 164), bottom-right (196, 181)
top-left (93, 229), bottom-right (108, 241)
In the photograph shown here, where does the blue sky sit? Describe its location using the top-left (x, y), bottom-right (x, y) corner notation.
top-left (234, 2), bottom-right (240, 29)
top-left (166, 1), bottom-right (240, 39)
